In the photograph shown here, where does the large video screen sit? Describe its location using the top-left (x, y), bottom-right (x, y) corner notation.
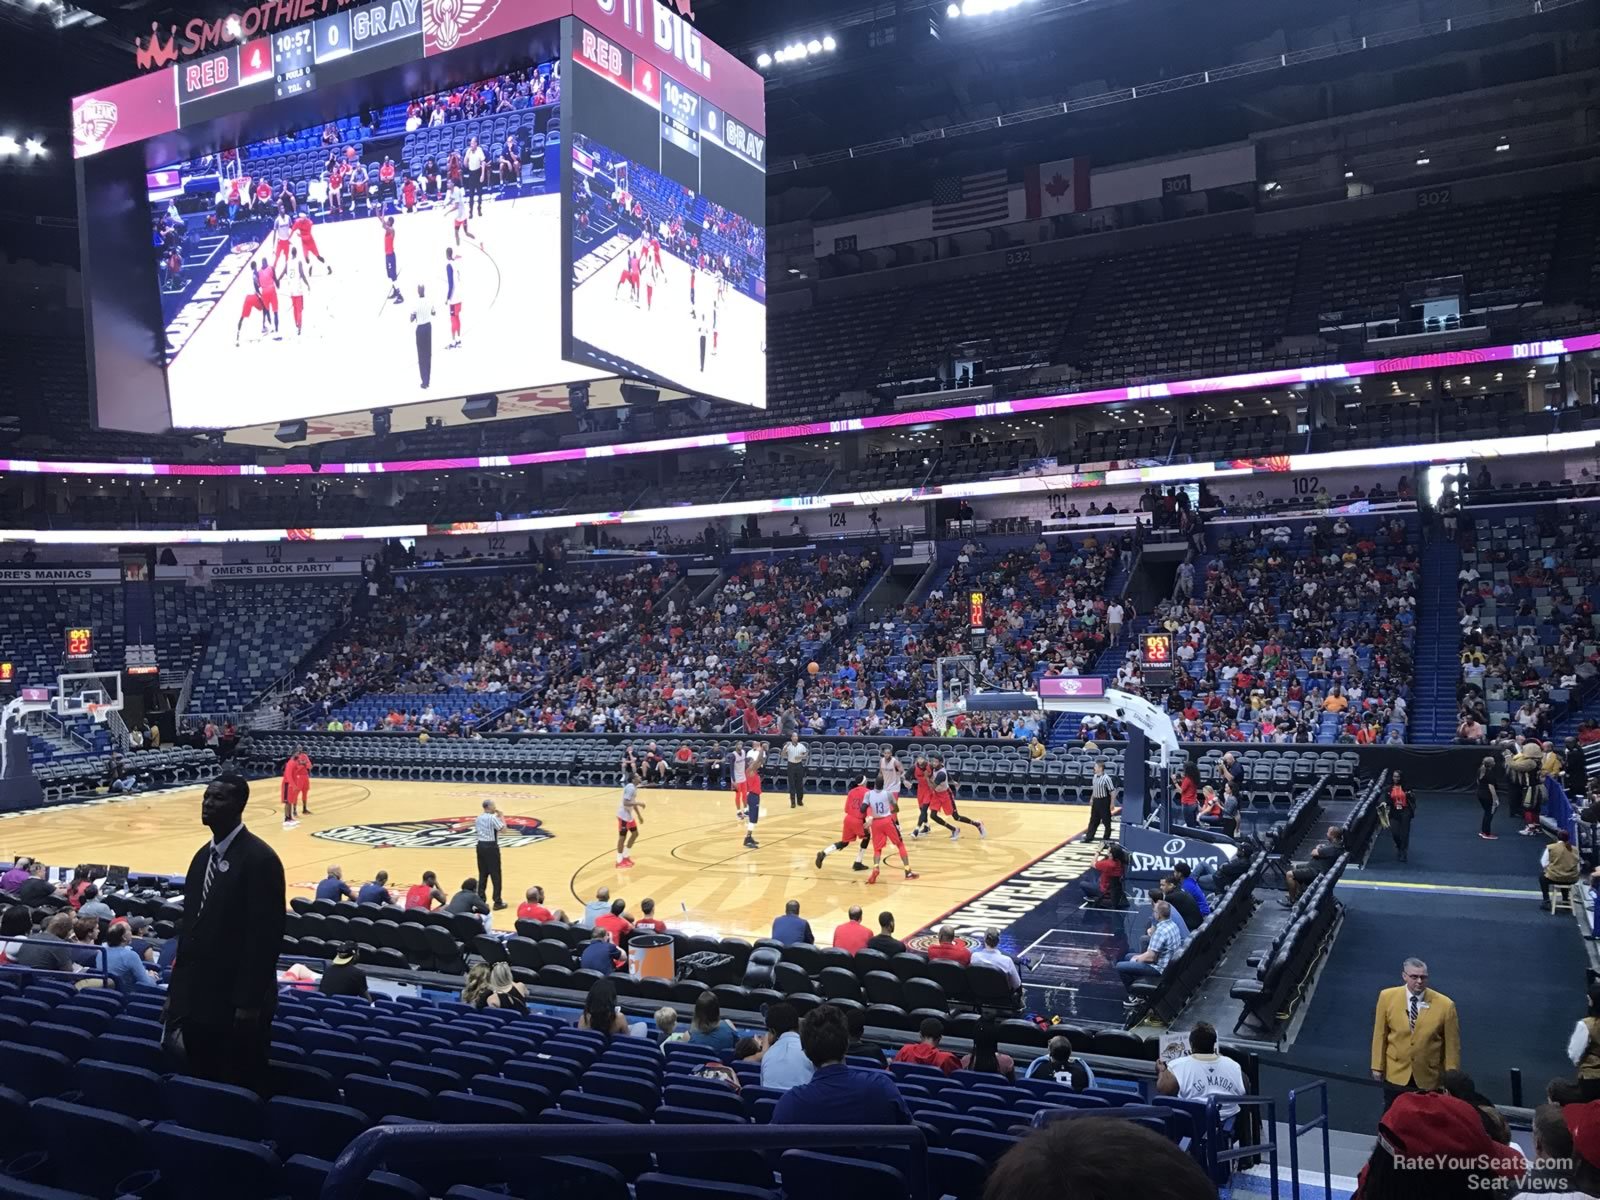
top-left (150, 37), bottom-right (601, 428)
top-left (564, 19), bottom-right (767, 409)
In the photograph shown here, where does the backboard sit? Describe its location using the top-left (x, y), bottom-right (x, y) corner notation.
top-left (56, 671), bottom-right (124, 722)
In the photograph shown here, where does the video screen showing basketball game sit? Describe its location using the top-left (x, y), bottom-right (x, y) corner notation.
top-left (150, 54), bottom-right (601, 429)
top-left (564, 19), bottom-right (767, 409)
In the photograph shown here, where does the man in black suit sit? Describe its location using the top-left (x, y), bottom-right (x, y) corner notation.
top-left (163, 773), bottom-right (285, 1097)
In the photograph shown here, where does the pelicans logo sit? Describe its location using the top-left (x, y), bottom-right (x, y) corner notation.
top-left (422, 0), bottom-right (503, 51)
top-left (313, 814), bottom-right (551, 848)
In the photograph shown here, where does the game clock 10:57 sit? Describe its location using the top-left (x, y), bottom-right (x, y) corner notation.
top-left (65, 628), bottom-right (93, 658)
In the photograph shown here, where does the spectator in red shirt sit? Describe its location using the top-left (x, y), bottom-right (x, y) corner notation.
top-left (516, 885), bottom-right (559, 923)
top-left (594, 899), bottom-right (633, 945)
top-left (893, 1018), bottom-right (961, 1075)
top-left (926, 926), bottom-right (972, 966)
top-left (633, 897), bottom-right (668, 934)
top-left (831, 906), bottom-right (872, 954)
top-left (1080, 843), bottom-right (1127, 909)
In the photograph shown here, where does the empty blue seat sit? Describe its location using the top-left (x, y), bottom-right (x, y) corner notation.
top-left (779, 1150), bottom-right (906, 1200)
top-left (927, 1147), bottom-right (989, 1200)
top-left (583, 1072), bottom-right (659, 1112)
top-left (635, 1174), bottom-right (780, 1200)
top-left (344, 1074), bottom-right (433, 1122)
top-left (661, 1085), bottom-right (744, 1120)
top-left (388, 1062), bottom-right (463, 1094)
top-left (0, 1042), bottom-right (70, 1100)
top-left (270, 1061), bottom-right (340, 1103)
top-left (72, 1060), bottom-right (163, 1122)
top-left (25, 1024), bottom-right (92, 1062)
top-left (268, 1096), bottom-right (369, 1161)
top-left (151, 1123), bottom-right (284, 1199)
top-left (282, 1154), bottom-right (429, 1200)
top-left (557, 1091), bottom-right (647, 1123)
top-left (27, 1097), bottom-right (151, 1198)
top-left (163, 1074), bottom-right (268, 1141)
top-left (434, 1090), bottom-right (526, 1124)
top-left (78, 1033), bottom-right (165, 1074)
top-left (948, 1128), bottom-right (1023, 1164)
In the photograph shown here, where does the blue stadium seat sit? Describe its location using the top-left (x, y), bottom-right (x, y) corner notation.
top-left (0, 1042), bottom-right (70, 1100)
top-left (26, 1097), bottom-right (151, 1198)
top-left (71, 1060), bottom-right (164, 1122)
top-left (388, 1062), bottom-right (463, 1094)
top-left (150, 1123), bottom-right (285, 1199)
top-left (343, 1074), bottom-right (434, 1122)
top-left (661, 1085), bottom-right (745, 1120)
top-left (267, 1096), bottom-right (370, 1161)
top-left (24, 1024), bottom-right (92, 1062)
top-left (947, 1128), bottom-right (1023, 1164)
top-left (635, 1175), bottom-right (780, 1200)
top-left (282, 1154), bottom-right (429, 1200)
top-left (468, 1075), bottom-right (551, 1114)
top-left (778, 1151), bottom-right (907, 1200)
top-left (88, 1035), bottom-right (166, 1074)
top-left (434, 1090), bottom-right (526, 1124)
top-left (269, 1061), bottom-right (341, 1103)
top-left (162, 1074), bottom-right (268, 1141)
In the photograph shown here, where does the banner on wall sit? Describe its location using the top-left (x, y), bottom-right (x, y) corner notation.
top-left (1088, 143), bottom-right (1257, 209)
top-left (200, 561), bottom-right (362, 579)
top-left (0, 568), bottom-right (121, 585)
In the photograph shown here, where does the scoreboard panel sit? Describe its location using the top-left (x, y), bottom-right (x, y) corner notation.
top-left (66, 628), bottom-right (94, 658)
top-left (564, 16), bottom-right (768, 408)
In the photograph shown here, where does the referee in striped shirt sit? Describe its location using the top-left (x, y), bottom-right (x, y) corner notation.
top-left (474, 799), bottom-right (507, 911)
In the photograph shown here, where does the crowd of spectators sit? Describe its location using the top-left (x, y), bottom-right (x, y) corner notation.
top-left (290, 551), bottom-right (878, 737)
top-left (795, 534), bottom-right (1127, 737)
top-left (1454, 509), bottom-right (1600, 744)
top-left (1111, 516), bottom-right (1418, 743)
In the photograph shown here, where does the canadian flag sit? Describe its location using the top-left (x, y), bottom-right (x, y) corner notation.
top-left (1025, 157), bottom-right (1091, 218)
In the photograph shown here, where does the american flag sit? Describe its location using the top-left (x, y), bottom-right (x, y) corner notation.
top-left (931, 170), bottom-right (1011, 233)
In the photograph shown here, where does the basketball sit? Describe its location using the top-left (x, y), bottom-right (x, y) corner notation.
top-left (807, 661), bottom-right (819, 675)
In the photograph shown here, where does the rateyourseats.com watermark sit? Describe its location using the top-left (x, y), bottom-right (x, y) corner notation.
top-left (1393, 1154), bottom-right (1570, 1187)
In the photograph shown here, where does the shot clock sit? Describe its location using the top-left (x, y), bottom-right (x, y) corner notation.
top-left (65, 628), bottom-right (93, 658)
top-left (1140, 633), bottom-right (1174, 689)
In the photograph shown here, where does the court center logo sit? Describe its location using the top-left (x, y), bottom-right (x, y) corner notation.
top-left (422, 0), bottom-right (502, 51)
top-left (73, 100), bottom-right (119, 157)
top-left (314, 814), bottom-right (552, 849)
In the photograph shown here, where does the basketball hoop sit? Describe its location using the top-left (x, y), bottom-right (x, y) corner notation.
top-left (84, 703), bottom-right (107, 726)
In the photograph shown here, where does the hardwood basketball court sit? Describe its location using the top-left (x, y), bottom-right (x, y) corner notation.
top-left (0, 780), bottom-right (1089, 941)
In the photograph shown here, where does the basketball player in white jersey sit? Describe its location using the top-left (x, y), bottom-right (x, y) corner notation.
top-left (283, 246), bottom-right (311, 336)
top-left (448, 183), bottom-right (479, 249)
top-left (742, 741), bottom-right (767, 850)
top-left (863, 773), bottom-right (918, 885)
top-left (271, 204), bottom-right (294, 268)
top-left (615, 771), bottom-right (646, 868)
top-left (730, 739), bottom-right (747, 821)
top-left (880, 745), bottom-right (906, 798)
top-left (444, 246), bottom-right (465, 349)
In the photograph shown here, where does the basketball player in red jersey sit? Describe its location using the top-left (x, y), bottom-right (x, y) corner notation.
top-left (649, 231), bottom-right (663, 274)
top-left (283, 247), bottom-right (311, 335)
top-left (280, 749), bottom-right (305, 829)
top-left (257, 256), bottom-right (280, 335)
top-left (382, 216), bottom-right (403, 305)
top-left (253, 177), bottom-right (272, 213)
top-left (293, 211), bottom-right (330, 274)
top-left (290, 747), bottom-right (313, 815)
top-left (815, 774), bottom-right (872, 872)
top-left (615, 242), bottom-right (638, 303)
top-left (234, 257), bottom-right (273, 345)
top-left (271, 202), bottom-right (294, 268)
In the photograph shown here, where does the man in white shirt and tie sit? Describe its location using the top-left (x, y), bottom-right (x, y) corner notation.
top-left (473, 798), bottom-right (507, 910)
